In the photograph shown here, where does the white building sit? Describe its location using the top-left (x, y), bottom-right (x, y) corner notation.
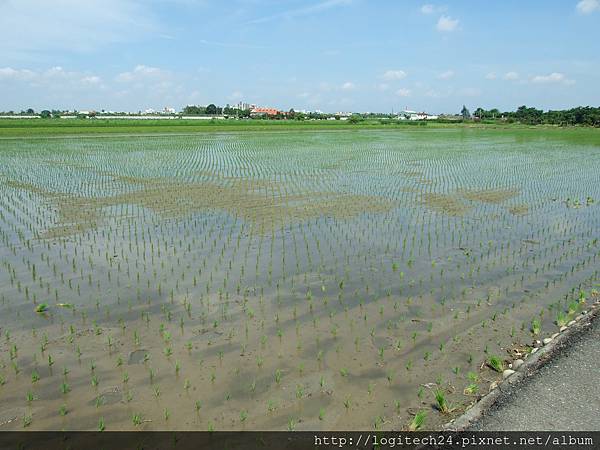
top-left (234, 102), bottom-right (255, 110)
top-left (399, 110), bottom-right (438, 120)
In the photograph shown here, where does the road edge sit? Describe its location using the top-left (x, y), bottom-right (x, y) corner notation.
top-left (442, 297), bottom-right (600, 431)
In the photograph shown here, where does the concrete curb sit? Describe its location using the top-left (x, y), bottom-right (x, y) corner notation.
top-left (442, 299), bottom-right (600, 431)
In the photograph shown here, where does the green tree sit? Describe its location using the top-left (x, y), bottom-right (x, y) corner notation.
top-left (460, 105), bottom-right (471, 120)
top-left (40, 110), bottom-right (51, 119)
top-left (182, 105), bottom-right (205, 115)
top-left (205, 104), bottom-right (218, 115)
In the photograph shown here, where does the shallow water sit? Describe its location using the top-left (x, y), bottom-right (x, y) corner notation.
top-left (1, 128), bottom-right (599, 430)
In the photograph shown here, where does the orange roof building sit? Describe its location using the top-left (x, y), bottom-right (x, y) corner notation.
top-left (250, 107), bottom-right (283, 117)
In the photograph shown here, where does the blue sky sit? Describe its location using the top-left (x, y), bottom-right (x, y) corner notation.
top-left (0, 0), bottom-right (599, 113)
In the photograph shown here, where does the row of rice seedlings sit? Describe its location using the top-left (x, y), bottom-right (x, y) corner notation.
top-left (1, 131), bottom-right (598, 429)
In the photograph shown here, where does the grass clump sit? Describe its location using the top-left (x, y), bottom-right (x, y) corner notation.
top-left (434, 389), bottom-right (451, 414)
top-left (487, 355), bottom-right (504, 373)
top-left (408, 411), bottom-right (426, 431)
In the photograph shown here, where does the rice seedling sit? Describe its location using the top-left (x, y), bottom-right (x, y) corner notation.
top-left (2, 128), bottom-right (599, 431)
top-left (467, 371), bottom-right (479, 382)
top-left (487, 355), bottom-right (504, 373)
top-left (287, 418), bottom-right (296, 431)
top-left (26, 391), bottom-right (36, 403)
top-left (434, 389), bottom-right (451, 414)
top-left (464, 383), bottom-right (479, 395)
top-left (531, 318), bottom-right (541, 336)
top-left (132, 413), bottom-right (143, 426)
top-left (556, 311), bottom-right (568, 327)
top-left (408, 411), bottom-right (426, 431)
top-left (386, 369), bottom-right (394, 384)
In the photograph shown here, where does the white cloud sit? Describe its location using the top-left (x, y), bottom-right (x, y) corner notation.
top-left (116, 65), bottom-right (170, 83)
top-left (81, 76), bottom-right (102, 85)
top-left (421, 4), bottom-right (435, 14)
top-left (0, 65), bottom-right (108, 100)
top-left (420, 4), bottom-right (445, 14)
top-left (0, 64), bottom-right (199, 111)
top-left (382, 70), bottom-right (407, 81)
top-left (340, 81), bottom-right (355, 90)
top-left (44, 66), bottom-right (68, 78)
top-left (0, 0), bottom-right (157, 58)
top-left (0, 67), bottom-right (36, 81)
top-left (531, 72), bottom-right (575, 85)
top-left (0, 66), bottom-right (104, 87)
top-left (248, 0), bottom-right (352, 24)
top-left (396, 88), bottom-right (411, 97)
top-left (503, 71), bottom-right (519, 80)
top-left (576, 0), bottom-right (599, 14)
top-left (485, 72), bottom-right (497, 80)
top-left (436, 15), bottom-right (459, 32)
top-left (531, 72), bottom-right (564, 83)
top-left (438, 70), bottom-right (455, 79)
top-left (421, 4), bottom-right (446, 14)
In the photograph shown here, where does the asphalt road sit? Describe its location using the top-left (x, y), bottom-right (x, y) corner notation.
top-left (470, 314), bottom-right (600, 431)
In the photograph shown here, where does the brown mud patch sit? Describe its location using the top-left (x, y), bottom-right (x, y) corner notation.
top-left (6, 174), bottom-right (394, 238)
top-left (460, 188), bottom-right (519, 204)
top-left (422, 193), bottom-right (471, 216)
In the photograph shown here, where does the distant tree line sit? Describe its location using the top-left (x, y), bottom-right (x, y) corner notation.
top-left (182, 104), bottom-right (253, 117)
top-left (3, 105), bottom-right (599, 126)
top-left (471, 105), bottom-right (600, 126)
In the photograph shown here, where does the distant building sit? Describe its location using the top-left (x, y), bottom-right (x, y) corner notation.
top-left (250, 107), bottom-right (284, 118)
top-left (235, 102), bottom-right (255, 111)
top-left (0, 115), bottom-right (39, 119)
top-left (399, 110), bottom-right (438, 120)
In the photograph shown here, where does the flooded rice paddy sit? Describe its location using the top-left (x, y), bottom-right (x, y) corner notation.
top-left (0, 129), bottom-right (599, 430)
